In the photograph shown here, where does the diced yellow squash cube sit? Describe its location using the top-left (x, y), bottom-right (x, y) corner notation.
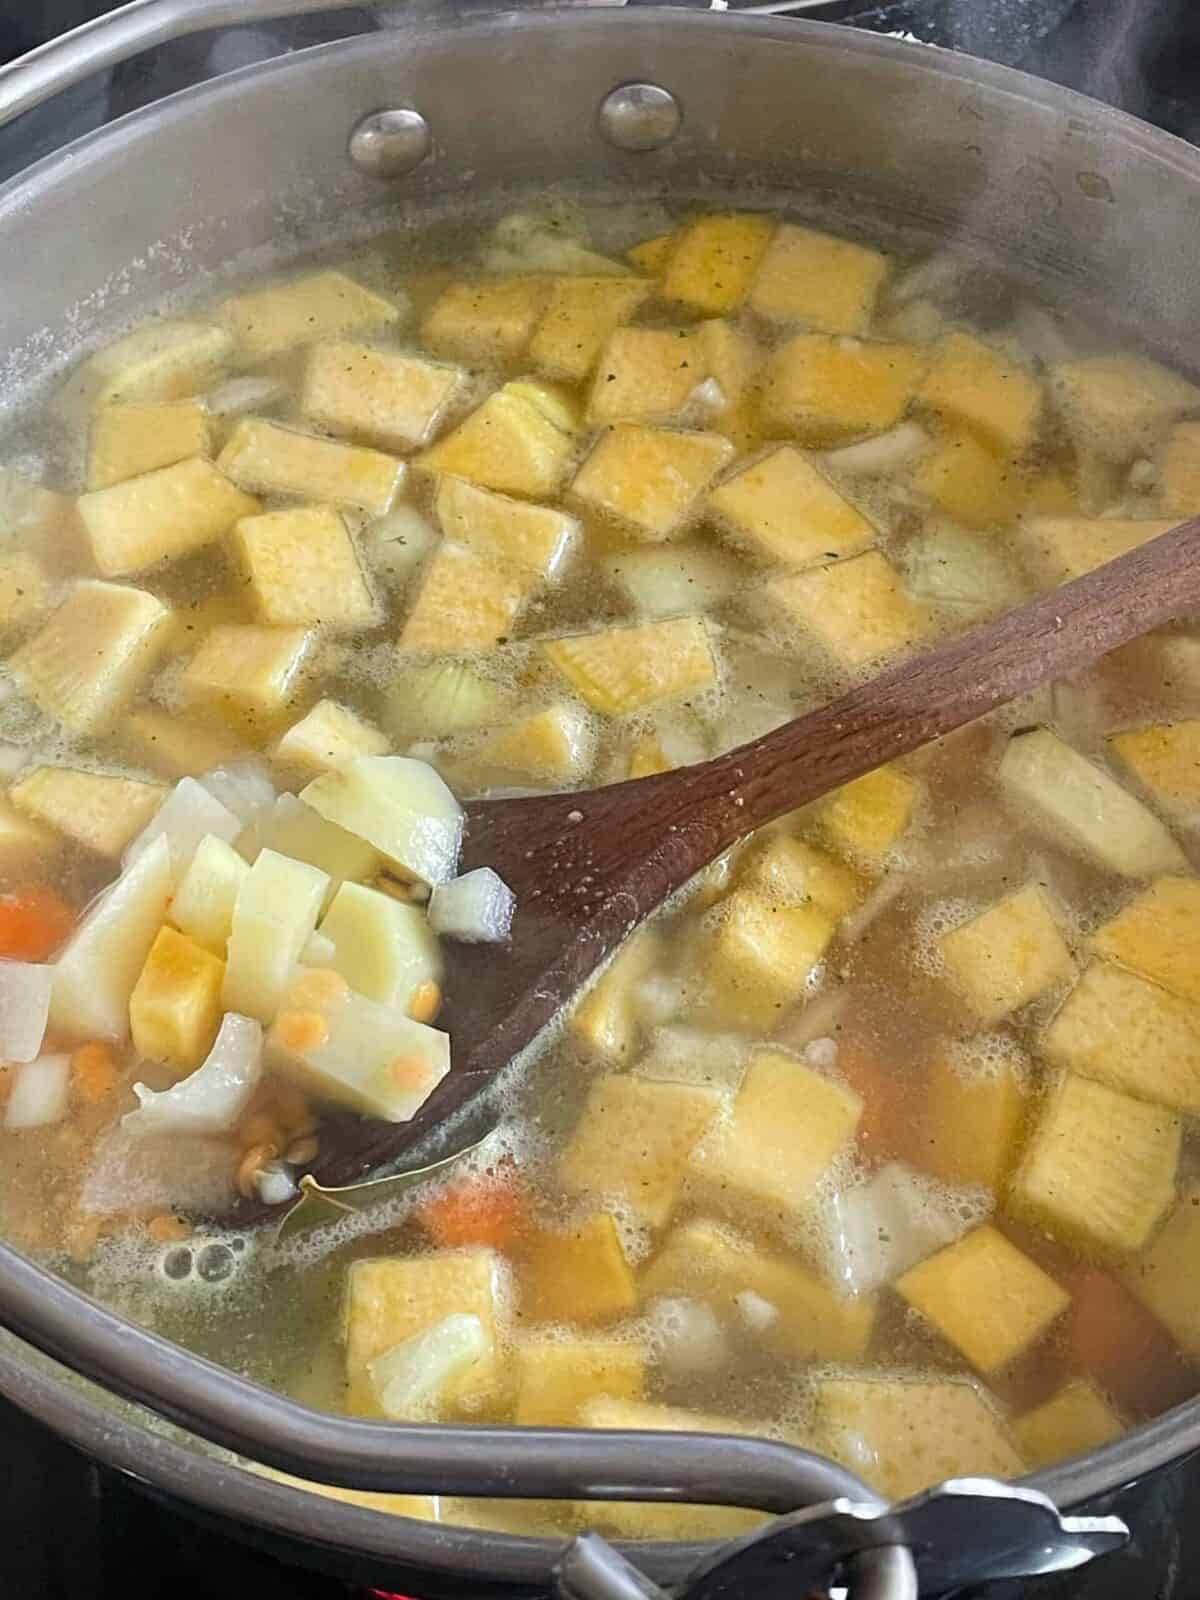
top-left (86, 400), bottom-right (213, 491)
top-left (626, 734), bottom-right (671, 779)
top-left (660, 213), bottom-right (774, 315)
top-left (688, 1049), bottom-right (860, 1229)
top-left (641, 1218), bottom-right (876, 1362)
top-left (998, 727), bottom-right (1187, 878)
top-left (1090, 877), bottom-right (1200, 1005)
top-left (813, 1375), bottom-right (1024, 1502)
top-left (481, 702), bottom-right (596, 783)
top-left (1050, 353), bottom-right (1200, 463)
top-left (519, 1212), bottom-right (638, 1326)
top-left (760, 335), bottom-right (926, 447)
top-left (628, 233), bottom-right (677, 275)
top-left (1016, 515), bottom-right (1176, 587)
top-left (912, 428), bottom-right (1028, 529)
top-left (559, 1074), bottom-right (724, 1228)
top-left (420, 278), bottom-right (549, 363)
top-left (897, 1225), bottom-right (1069, 1374)
top-left (749, 223), bottom-right (889, 335)
top-left (181, 623), bottom-right (314, 728)
top-left (397, 543), bottom-right (534, 656)
top-left (939, 883), bottom-right (1074, 1025)
top-left (0, 552), bottom-right (48, 634)
top-left (128, 924), bottom-right (225, 1075)
top-left (9, 766), bottom-right (165, 858)
top-left (738, 835), bottom-right (863, 920)
top-left (1026, 467), bottom-right (1078, 515)
top-left (300, 341), bottom-right (465, 453)
top-left (215, 270), bottom-right (401, 361)
top-left (696, 320), bottom-right (759, 411)
top-left (1108, 721), bottom-right (1200, 822)
top-left (1014, 1379), bottom-right (1123, 1469)
top-left (542, 615), bottom-right (717, 717)
top-left (513, 1336), bottom-right (645, 1425)
top-left (528, 275), bottom-right (653, 384)
top-left (217, 417), bottom-right (404, 516)
top-left (818, 764), bottom-right (919, 871)
top-left (1122, 1180), bottom-right (1200, 1359)
top-left (923, 1039), bottom-right (1031, 1192)
top-left (168, 833), bottom-right (248, 955)
top-left (918, 332), bottom-right (1043, 456)
top-left (709, 445), bottom-right (876, 567)
top-left (1008, 1072), bottom-right (1180, 1258)
top-left (570, 928), bottom-right (661, 1061)
top-left (694, 888), bottom-right (835, 1030)
top-left (587, 326), bottom-right (707, 427)
top-left (77, 456), bottom-right (258, 577)
top-left (434, 476), bottom-right (578, 579)
top-left (232, 506), bottom-right (378, 629)
top-left (66, 320), bottom-right (233, 413)
top-left (1160, 419), bottom-right (1200, 513)
top-left (274, 698), bottom-right (388, 777)
top-left (343, 1249), bottom-right (503, 1416)
top-left (762, 549), bottom-right (930, 672)
top-left (570, 425), bottom-right (734, 541)
top-left (1041, 957), bottom-right (1200, 1113)
top-left (123, 709), bottom-right (247, 780)
top-left (0, 796), bottom-right (61, 871)
top-left (418, 379), bottom-right (578, 500)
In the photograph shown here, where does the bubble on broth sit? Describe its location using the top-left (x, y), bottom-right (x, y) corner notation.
top-left (946, 1030), bottom-right (1033, 1089)
top-left (911, 897), bottom-right (978, 977)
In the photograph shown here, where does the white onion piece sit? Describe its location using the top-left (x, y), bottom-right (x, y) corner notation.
top-left (803, 1036), bottom-right (839, 1072)
top-left (823, 422), bottom-right (930, 476)
top-left (823, 1163), bottom-right (988, 1296)
top-left (205, 375), bottom-right (287, 416)
top-left (5, 1054), bottom-right (71, 1130)
top-left (891, 249), bottom-right (965, 305)
top-left (80, 1127), bottom-right (238, 1215)
top-left (368, 1313), bottom-right (487, 1420)
top-left (0, 961), bottom-right (52, 1062)
top-left (428, 867), bottom-right (514, 943)
top-left (648, 1296), bottom-right (729, 1378)
top-left (123, 1013), bottom-right (263, 1138)
top-left (198, 761), bottom-right (276, 828)
top-left (734, 1289), bottom-right (779, 1334)
top-left (254, 1161), bottom-right (298, 1205)
top-left (124, 776), bottom-right (242, 883)
top-left (362, 505), bottom-right (439, 585)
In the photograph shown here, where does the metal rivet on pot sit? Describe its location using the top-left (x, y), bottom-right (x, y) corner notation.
top-left (598, 83), bottom-right (682, 152)
top-left (348, 109), bottom-right (431, 177)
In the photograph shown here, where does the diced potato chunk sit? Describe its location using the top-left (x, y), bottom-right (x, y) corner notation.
top-left (897, 1225), bottom-right (1069, 1374)
top-left (939, 884), bottom-right (1074, 1025)
top-left (222, 848), bottom-right (329, 1023)
top-left (1122, 1180), bottom-right (1200, 1359)
top-left (397, 543), bottom-right (534, 656)
top-left (300, 755), bottom-right (462, 885)
top-left (1160, 419), bottom-right (1200, 513)
top-left (301, 341), bottom-right (465, 452)
top-left (998, 727), bottom-right (1187, 878)
top-left (749, 224), bottom-right (889, 335)
top-left (215, 270), bottom-right (402, 361)
top-left (418, 380), bottom-right (578, 500)
top-left (542, 616), bottom-right (717, 717)
top-left (9, 580), bottom-right (173, 735)
top-left (1041, 958), bottom-right (1200, 1113)
top-left (738, 835), bottom-right (862, 920)
top-left (918, 333), bottom-right (1043, 456)
top-left (434, 476), bottom-right (578, 580)
top-left (688, 1049), bottom-right (860, 1230)
top-left (343, 1249), bottom-right (502, 1416)
top-left (78, 457), bottom-right (257, 577)
top-left (0, 797), bottom-right (61, 871)
top-left (169, 833), bottom-right (248, 955)
top-left (818, 764), bottom-right (918, 871)
top-left (529, 275), bottom-right (653, 383)
top-left (513, 1336), bottom-right (645, 1425)
top-left (570, 425), bottom-right (733, 540)
top-left (1090, 877), bottom-right (1200, 1004)
top-left (900, 521), bottom-right (1027, 620)
top-left (318, 880), bottom-right (440, 1011)
top-left (421, 278), bottom-right (548, 363)
top-left (695, 889), bottom-right (834, 1030)
top-left (481, 702), bottom-right (596, 783)
top-left (641, 1218), bottom-right (875, 1362)
top-left (1016, 516), bottom-right (1176, 587)
top-left (813, 1375), bottom-right (1024, 1501)
top-left (0, 552), bottom-right (48, 634)
top-left (923, 1039), bottom-right (1030, 1192)
top-left (87, 401), bottom-right (212, 491)
top-left (660, 213), bottom-right (774, 315)
top-left (1050, 353), bottom-right (1200, 463)
top-left (245, 792), bottom-right (380, 903)
top-left (761, 550), bottom-right (930, 671)
top-left (67, 320), bottom-right (233, 413)
top-left (1108, 721), bottom-right (1200, 823)
top-left (570, 928), bottom-right (661, 1061)
top-left (559, 1074), bottom-right (724, 1228)
top-left (1014, 1380), bottom-right (1123, 1469)
top-left (761, 335), bottom-right (926, 447)
top-left (1008, 1072), bottom-right (1179, 1257)
top-left (709, 445), bottom-right (876, 567)
top-left (10, 767), bottom-right (165, 858)
top-left (232, 507), bottom-right (377, 629)
top-left (912, 429), bottom-right (1028, 529)
top-left (274, 699), bottom-right (389, 777)
top-left (217, 418), bottom-right (404, 516)
top-left (181, 624), bottom-right (314, 730)
top-left (519, 1212), bottom-right (638, 1325)
top-left (129, 925), bottom-right (225, 1075)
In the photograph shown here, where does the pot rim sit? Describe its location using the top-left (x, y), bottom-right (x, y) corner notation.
top-left (2, 3), bottom-right (1200, 1585)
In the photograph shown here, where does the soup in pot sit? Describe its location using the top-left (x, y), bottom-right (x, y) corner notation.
top-left (2, 201), bottom-right (1200, 1533)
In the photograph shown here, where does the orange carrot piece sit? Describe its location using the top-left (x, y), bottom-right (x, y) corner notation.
top-left (0, 885), bottom-right (75, 962)
top-left (419, 1164), bottom-right (527, 1252)
top-left (70, 1041), bottom-right (118, 1105)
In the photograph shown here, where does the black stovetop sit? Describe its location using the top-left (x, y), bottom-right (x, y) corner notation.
top-left (2, 3), bottom-right (1200, 1597)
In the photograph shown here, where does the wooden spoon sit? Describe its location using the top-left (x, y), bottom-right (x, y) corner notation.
top-left (237, 516), bottom-right (1200, 1223)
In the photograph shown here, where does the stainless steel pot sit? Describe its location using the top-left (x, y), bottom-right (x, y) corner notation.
top-left (0, 5), bottom-right (1198, 1596)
